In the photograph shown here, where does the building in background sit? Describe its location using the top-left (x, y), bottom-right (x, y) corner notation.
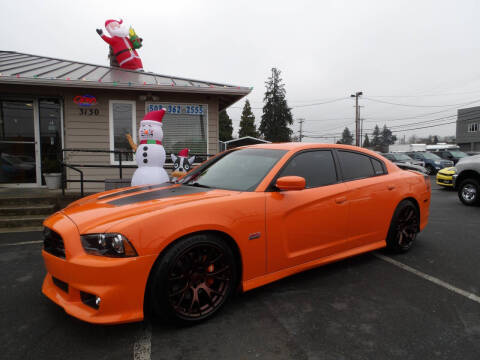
top-left (457, 106), bottom-right (480, 152)
top-left (0, 50), bottom-right (250, 192)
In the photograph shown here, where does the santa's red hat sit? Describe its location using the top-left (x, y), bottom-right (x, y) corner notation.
top-left (178, 148), bottom-right (189, 157)
top-left (142, 109), bottom-right (166, 124)
top-left (105, 19), bottom-right (123, 28)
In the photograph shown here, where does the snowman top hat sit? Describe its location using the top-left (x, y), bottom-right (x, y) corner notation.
top-left (142, 109), bottom-right (166, 126)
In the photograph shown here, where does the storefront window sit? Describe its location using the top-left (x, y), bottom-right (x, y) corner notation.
top-left (146, 103), bottom-right (207, 157)
top-left (0, 100), bottom-right (36, 184)
top-left (109, 100), bottom-right (136, 164)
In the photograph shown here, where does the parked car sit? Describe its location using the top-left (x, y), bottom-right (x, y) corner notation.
top-left (430, 149), bottom-right (469, 164)
top-left (395, 162), bottom-right (427, 174)
top-left (406, 151), bottom-right (453, 175)
top-left (42, 144), bottom-right (431, 325)
top-left (452, 154), bottom-right (480, 205)
top-left (436, 167), bottom-right (455, 188)
top-left (380, 152), bottom-right (425, 167)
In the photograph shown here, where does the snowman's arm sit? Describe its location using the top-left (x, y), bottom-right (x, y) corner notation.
top-left (125, 133), bottom-right (137, 152)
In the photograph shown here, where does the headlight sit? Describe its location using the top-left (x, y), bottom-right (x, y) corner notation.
top-left (80, 233), bottom-right (138, 257)
top-left (434, 161), bottom-right (441, 165)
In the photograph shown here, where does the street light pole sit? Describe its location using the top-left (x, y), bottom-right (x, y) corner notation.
top-left (350, 91), bottom-right (363, 146)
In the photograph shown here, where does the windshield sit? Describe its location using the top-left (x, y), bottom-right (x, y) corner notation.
top-left (394, 153), bottom-right (413, 161)
top-left (449, 150), bottom-right (468, 158)
top-left (421, 152), bottom-right (442, 160)
top-left (181, 148), bottom-right (287, 191)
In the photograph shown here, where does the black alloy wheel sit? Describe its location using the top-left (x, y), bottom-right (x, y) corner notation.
top-left (458, 179), bottom-right (480, 206)
top-left (149, 234), bottom-right (237, 324)
top-left (386, 200), bottom-right (419, 253)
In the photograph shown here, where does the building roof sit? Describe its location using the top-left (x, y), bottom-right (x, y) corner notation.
top-left (0, 50), bottom-right (251, 109)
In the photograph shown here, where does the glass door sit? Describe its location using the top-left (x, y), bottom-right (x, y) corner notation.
top-left (0, 100), bottom-right (38, 184)
top-left (39, 99), bottom-right (62, 184)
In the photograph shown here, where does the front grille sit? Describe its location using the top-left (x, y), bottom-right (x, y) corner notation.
top-left (43, 227), bottom-right (65, 259)
top-left (52, 277), bottom-right (68, 293)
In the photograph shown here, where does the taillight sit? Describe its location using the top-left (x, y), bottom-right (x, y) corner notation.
top-left (423, 174), bottom-right (431, 191)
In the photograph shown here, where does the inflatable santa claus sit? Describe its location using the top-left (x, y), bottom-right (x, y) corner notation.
top-left (130, 110), bottom-right (170, 186)
top-left (96, 19), bottom-right (143, 71)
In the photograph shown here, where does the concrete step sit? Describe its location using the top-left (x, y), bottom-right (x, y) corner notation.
top-left (0, 197), bottom-right (57, 207)
top-left (0, 204), bottom-right (56, 216)
top-left (0, 215), bottom-right (47, 228)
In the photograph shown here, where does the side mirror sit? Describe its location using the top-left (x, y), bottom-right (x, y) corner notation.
top-left (275, 176), bottom-right (306, 191)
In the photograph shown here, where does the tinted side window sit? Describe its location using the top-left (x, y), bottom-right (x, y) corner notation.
top-left (338, 150), bottom-right (375, 180)
top-left (371, 158), bottom-right (385, 175)
top-left (279, 150), bottom-right (337, 188)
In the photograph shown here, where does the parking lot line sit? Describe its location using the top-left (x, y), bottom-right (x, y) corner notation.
top-left (0, 240), bottom-right (43, 247)
top-left (374, 253), bottom-right (480, 305)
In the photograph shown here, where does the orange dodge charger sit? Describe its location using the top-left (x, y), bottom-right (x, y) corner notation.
top-left (42, 143), bottom-right (431, 324)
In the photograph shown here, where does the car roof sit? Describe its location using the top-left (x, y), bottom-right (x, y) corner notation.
top-left (240, 142), bottom-right (380, 155)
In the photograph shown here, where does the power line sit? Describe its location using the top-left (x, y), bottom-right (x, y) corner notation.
top-left (229, 97), bottom-right (349, 110)
top-left (364, 97), bottom-right (480, 108)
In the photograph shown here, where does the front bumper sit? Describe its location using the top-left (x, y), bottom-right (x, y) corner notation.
top-left (436, 174), bottom-right (454, 187)
top-left (436, 168), bottom-right (456, 188)
top-left (42, 213), bottom-right (157, 324)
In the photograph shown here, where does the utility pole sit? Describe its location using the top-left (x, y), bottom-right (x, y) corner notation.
top-left (298, 118), bottom-right (305, 142)
top-left (350, 91), bottom-right (363, 146)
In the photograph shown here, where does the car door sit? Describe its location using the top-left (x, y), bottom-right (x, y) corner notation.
top-left (266, 149), bottom-right (349, 273)
top-left (336, 150), bottom-right (396, 247)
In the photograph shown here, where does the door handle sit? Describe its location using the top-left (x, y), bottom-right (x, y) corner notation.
top-left (335, 196), bottom-right (347, 204)
top-left (388, 185), bottom-right (395, 190)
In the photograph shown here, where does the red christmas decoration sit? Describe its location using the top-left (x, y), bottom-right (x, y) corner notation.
top-left (96, 19), bottom-right (143, 71)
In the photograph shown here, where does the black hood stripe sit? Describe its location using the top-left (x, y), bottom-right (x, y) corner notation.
top-left (99, 183), bottom-right (172, 200)
top-left (108, 185), bottom-right (211, 206)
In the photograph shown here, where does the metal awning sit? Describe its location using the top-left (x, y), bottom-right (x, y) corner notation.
top-left (0, 50), bottom-right (251, 109)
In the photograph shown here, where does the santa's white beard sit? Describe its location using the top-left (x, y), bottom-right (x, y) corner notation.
top-left (107, 26), bottom-right (129, 38)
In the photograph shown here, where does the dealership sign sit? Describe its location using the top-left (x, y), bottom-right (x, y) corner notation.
top-left (74, 94), bottom-right (97, 107)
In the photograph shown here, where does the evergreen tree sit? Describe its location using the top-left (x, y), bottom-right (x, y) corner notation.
top-left (363, 134), bottom-right (371, 148)
top-left (219, 110), bottom-right (233, 141)
top-left (372, 125), bottom-right (381, 149)
top-left (239, 100), bottom-right (259, 138)
top-left (338, 127), bottom-right (354, 145)
top-left (380, 124), bottom-right (397, 147)
top-left (260, 68), bottom-right (293, 142)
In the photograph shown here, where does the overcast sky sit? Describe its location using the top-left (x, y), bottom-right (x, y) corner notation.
top-left (2, 0), bottom-right (480, 143)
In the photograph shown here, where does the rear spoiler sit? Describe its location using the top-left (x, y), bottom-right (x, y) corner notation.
top-left (396, 162), bottom-right (427, 174)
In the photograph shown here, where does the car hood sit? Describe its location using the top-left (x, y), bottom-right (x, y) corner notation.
top-left (61, 183), bottom-right (237, 233)
top-left (458, 154), bottom-right (480, 165)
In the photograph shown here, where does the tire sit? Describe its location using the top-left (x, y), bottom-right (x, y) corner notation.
top-left (149, 233), bottom-right (237, 324)
top-left (426, 165), bottom-right (436, 175)
top-left (458, 179), bottom-right (480, 206)
top-left (386, 200), bottom-right (419, 253)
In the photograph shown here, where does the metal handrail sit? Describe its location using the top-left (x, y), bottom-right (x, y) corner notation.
top-left (61, 148), bottom-right (214, 197)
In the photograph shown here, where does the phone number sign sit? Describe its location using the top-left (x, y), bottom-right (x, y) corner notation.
top-left (147, 103), bottom-right (205, 115)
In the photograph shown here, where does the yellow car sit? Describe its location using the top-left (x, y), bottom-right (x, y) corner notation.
top-left (436, 167), bottom-right (455, 187)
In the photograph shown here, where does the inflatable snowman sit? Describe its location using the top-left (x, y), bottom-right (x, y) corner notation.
top-left (131, 109), bottom-right (170, 186)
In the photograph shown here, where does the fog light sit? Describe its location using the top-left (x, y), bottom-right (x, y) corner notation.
top-left (95, 296), bottom-right (101, 307)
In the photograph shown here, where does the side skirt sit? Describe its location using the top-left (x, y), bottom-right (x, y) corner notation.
top-left (242, 240), bottom-right (386, 292)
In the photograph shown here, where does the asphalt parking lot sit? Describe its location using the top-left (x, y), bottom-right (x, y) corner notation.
top-left (1, 179), bottom-right (479, 360)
